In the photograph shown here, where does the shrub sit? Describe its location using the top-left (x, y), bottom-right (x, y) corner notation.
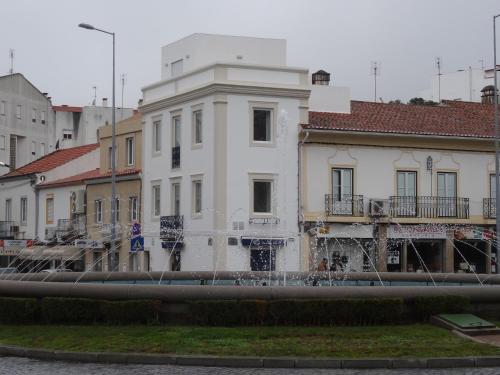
top-left (100, 300), bottom-right (161, 324)
top-left (41, 297), bottom-right (102, 324)
top-left (413, 295), bottom-right (470, 320)
top-left (0, 297), bottom-right (38, 323)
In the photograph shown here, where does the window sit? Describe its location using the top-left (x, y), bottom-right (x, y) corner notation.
top-left (107, 146), bottom-right (117, 169)
top-left (46, 197), bottom-right (54, 224)
top-left (32, 108), bottom-right (36, 123)
top-left (171, 59), bottom-right (183, 77)
top-left (153, 120), bottom-right (161, 153)
top-left (31, 141), bottom-right (36, 159)
top-left (41, 110), bottom-right (46, 124)
top-left (112, 198), bottom-right (120, 222)
top-left (253, 180), bottom-right (272, 214)
top-left (0, 135), bottom-right (5, 150)
top-left (5, 199), bottom-right (12, 221)
top-left (331, 168), bottom-right (354, 215)
top-left (63, 131), bottom-right (73, 140)
top-left (40, 143), bottom-right (46, 156)
top-left (192, 110), bottom-right (202, 145)
top-left (94, 199), bottom-right (103, 223)
top-left (0, 101), bottom-right (5, 115)
top-left (253, 109), bottom-right (272, 142)
top-left (16, 105), bottom-right (21, 119)
top-left (172, 116), bottom-right (181, 168)
top-left (171, 182), bottom-right (181, 215)
top-left (192, 180), bottom-right (202, 215)
top-left (20, 197), bottom-right (27, 225)
top-left (125, 137), bottom-right (134, 166)
top-left (152, 184), bottom-right (161, 217)
top-left (437, 172), bottom-right (457, 217)
top-left (129, 196), bottom-right (138, 222)
top-left (396, 171), bottom-right (416, 197)
top-left (490, 174), bottom-right (496, 198)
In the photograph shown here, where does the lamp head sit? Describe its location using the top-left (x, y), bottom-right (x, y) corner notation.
top-left (78, 23), bottom-right (95, 30)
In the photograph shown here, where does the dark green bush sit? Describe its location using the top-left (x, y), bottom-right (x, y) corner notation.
top-left (0, 297), bottom-right (38, 323)
top-left (413, 295), bottom-right (470, 320)
top-left (100, 300), bottom-right (161, 324)
top-left (41, 298), bottom-right (101, 324)
top-left (189, 300), bottom-right (269, 326)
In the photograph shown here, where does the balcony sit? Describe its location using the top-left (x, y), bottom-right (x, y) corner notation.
top-left (171, 146), bottom-right (180, 169)
top-left (325, 194), bottom-right (364, 217)
top-left (0, 221), bottom-right (19, 239)
top-left (389, 196), bottom-right (470, 219)
top-left (160, 215), bottom-right (183, 240)
top-left (483, 198), bottom-right (496, 219)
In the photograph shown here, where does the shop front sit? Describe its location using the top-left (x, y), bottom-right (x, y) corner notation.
top-left (241, 237), bottom-right (286, 271)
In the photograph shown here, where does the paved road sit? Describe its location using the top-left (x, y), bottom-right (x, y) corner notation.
top-left (1, 357), bottom-right (500, 375)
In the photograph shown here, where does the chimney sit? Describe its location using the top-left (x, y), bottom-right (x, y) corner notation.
top-left (481, 85), bottom-right (497, 104)
top-left (312, 70), bottom-right (331, 86)
top-left (102, 98), bottom-right (108, 107)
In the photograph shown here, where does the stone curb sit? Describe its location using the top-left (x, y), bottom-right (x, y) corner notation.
top-left (1, 344), bottom-right (500, 369)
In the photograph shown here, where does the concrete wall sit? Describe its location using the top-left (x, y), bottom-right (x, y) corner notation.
top-left (0, 177), bottom-right (36, 239)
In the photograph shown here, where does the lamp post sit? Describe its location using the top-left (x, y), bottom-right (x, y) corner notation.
top-left (79, 22), bottom-right (117, 272)
top-left (494, 15), bottom-right (500, 273)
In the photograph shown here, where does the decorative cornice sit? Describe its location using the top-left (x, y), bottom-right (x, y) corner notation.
top-left (140, 83), bottom-right (310, 114)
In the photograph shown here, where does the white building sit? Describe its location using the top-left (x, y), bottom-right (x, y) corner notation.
top-left (419, 65), bottom-right (499, 103)
top-left (301, 99), bottom-right (497, 274)
top-left (0, 73), bottom-right (55, 175)
top-left (140, 33), bottom-right (319, 272)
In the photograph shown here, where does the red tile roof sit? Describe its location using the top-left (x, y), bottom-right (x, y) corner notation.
top-left (38, 168), bottom-right (141, 189)
top-left (304, 100), bottom-right (498, 139)
top-left (52, 105), bottom-right (83, 113)
top-left (3, 144), bottom-right (99, 178)
top-left (86, 168), bottom-right (141, 181)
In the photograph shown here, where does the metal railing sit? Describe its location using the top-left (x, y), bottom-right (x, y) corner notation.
top-left (0, 221), bottom-right (18, 238)
top-left (483, 198), bottom-right (496, 219)
top-left (389, 196), bottom-right (469, 219)
top-left (325, 194), bottom-right (364, 216)
top-left (171, 146), bottom-right (180, 169)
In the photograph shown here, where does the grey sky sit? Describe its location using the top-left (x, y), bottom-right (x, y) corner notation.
top-left (1, 0), bottom-right (499, 107)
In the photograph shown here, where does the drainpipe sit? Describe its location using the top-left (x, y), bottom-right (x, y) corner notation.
top-left (298, 130), bottom-right (310, 272)
top-left (32, 176), bottom-right (39, 241)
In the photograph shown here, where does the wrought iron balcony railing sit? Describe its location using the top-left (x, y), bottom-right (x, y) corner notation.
top-left (160, 215), bottom-right (183, 240)
top-left (171, 146), bottom-right (180, 169)
top-left (325, 194), bottom-right (364, 217)
top-left (0, 221), bottom-right (18, 238)
top-left (389, 196), bottom-right (469, 219)
top-left (483, 198), bottom-right (496, 219)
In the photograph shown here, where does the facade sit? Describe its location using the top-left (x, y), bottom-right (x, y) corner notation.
top-left (0, 144), bottom-right (99, 269)
top-left (301, 100), bottom-right (498, 274)
top-left (0, 73), bottom-right (55, 175)
top-left (141, 33), bottom-right (314, 272)
top-left (85, 113), bottom-right (143, 272)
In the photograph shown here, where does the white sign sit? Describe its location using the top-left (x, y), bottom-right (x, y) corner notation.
top-left (387, 225), bottom-right (447, 239)
top-left (387, 250), bottom-right (400, 265)
top-left (74, 239), bottom-right (104, 249)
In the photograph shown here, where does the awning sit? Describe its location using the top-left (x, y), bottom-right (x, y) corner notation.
top-left (41, 246), bottom-right (82, 261)
top-left (161, 241), bottom-right (184, 250)
top-left (19, 246), bottom-right (45, 260)
top-left (241, 237), bottom-right (286, 248)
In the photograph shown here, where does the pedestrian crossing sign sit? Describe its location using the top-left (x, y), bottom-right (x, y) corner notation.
top-left (130, 236), bottom-right (144, 252)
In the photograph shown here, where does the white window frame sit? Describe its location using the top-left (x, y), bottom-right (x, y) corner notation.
top-left (0, 101), bottom-right (5, 116)
top-left (40, 143), bottom-right (46, 156)
top-left (152, 118), bottom-right (162, 154)
top-left (95, 199), bottom-right (103, 224)
top-left (191, 108), bottom-right (203, 148)
top-left (32, 108), bottom-right (36, 123)
top-left (171, 180), bottom-right (181, 216)
top-left (0, 135), bottom-right (5, 150)
top-left (191, 176), bottom-right (202, 217)
top-left (125, 136), bottom-right (134, 166)
top-left (41, 110), bottom-right (46, 124)
top-left (112, 197), bottom-right (120, 222)
top-left (46, 196), bottom-right (54, 224)
top-left (129, 196), bottom-right (139, 222)
top-left (20, 197), bottom-right (27, 225)
top-left (152, 183), bottom-right (161, 218)
top-left (5, 198), bottom-right (12, 221)
top-left (249, 101), bottom-right (277, 147)
top-left (16, 104), bottom-right (21, 119)
top-left (249, 174), bottom-right (276, 217)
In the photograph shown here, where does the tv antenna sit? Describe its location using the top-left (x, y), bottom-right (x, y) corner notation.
top-left (9, 49), bottom-right (14, 74)
top-left (92, 86), bottom-right (97, 106)
top-left (436, 57), bottom-right (442, 102)
top-left (370, 61), bottom-right (381, 102)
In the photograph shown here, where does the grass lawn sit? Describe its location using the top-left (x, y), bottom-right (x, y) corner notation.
top-left (0, 324), bottom-right (498, 358)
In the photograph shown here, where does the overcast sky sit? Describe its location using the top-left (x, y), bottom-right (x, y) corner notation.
top-left (1, 0), bottom-right (499, 107)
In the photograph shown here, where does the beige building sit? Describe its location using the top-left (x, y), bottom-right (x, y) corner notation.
top-left (85, 113), bottom-right (147, 272)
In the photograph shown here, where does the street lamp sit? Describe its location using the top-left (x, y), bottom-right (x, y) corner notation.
top-left (79, 22), bottom-right (117, 272)
top-left (494, 15), bottom-right (500, 273)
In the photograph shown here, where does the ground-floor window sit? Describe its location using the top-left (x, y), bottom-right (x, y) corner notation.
top-left (454, 240), bottom-right (487, 274)
top-left (250, 248), bottom-right (276, 271)
top-left (171, 251), bottom-right (181, 271)
top-left (93, 251), bottom-right (103, 272)
top-left (406, 240), bottom-right (443, 273)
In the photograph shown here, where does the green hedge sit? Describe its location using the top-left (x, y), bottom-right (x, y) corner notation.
top-left (190, 298), bottom-right (404, 326)
top-left (413, 295), bottom-right (470, 320)
top-left (100, 300), bottom-right (161, 324)
top-left (0, 297), bottom-right (38, 323)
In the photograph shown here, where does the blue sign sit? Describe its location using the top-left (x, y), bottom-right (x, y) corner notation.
top-left (130, 236), bottom-right (144, 252)
top-left (131, 222), bottom-right (141, 237)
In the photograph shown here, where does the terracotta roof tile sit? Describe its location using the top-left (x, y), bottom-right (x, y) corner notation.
top-left (304, 100), bottom-right (498, 138)
top-left (38, 168), bottom-right (141, 189)
top-left (3, 144), bottom-right (99, 178)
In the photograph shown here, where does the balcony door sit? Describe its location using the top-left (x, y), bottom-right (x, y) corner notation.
top-left (332, 168), bottom-right (353, 215)
top-left (396, 171), bottom-right (417, 216)
top-left (437, 172), bottom-right (457, 217)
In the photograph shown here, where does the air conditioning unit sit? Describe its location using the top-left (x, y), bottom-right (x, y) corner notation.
top-left (10, 225), bottom-right (19, 233)
top-left (369, 199), bottom-right (388, 217)
top-left (71, 190), bottom-right (86, 214)
top-left (45, 227), bottom-right (56, 240)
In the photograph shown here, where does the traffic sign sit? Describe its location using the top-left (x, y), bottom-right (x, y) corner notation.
top-left (131, 222), bottom-right (141, 237)
top-left (130, 236), bottom-right (144, 252)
